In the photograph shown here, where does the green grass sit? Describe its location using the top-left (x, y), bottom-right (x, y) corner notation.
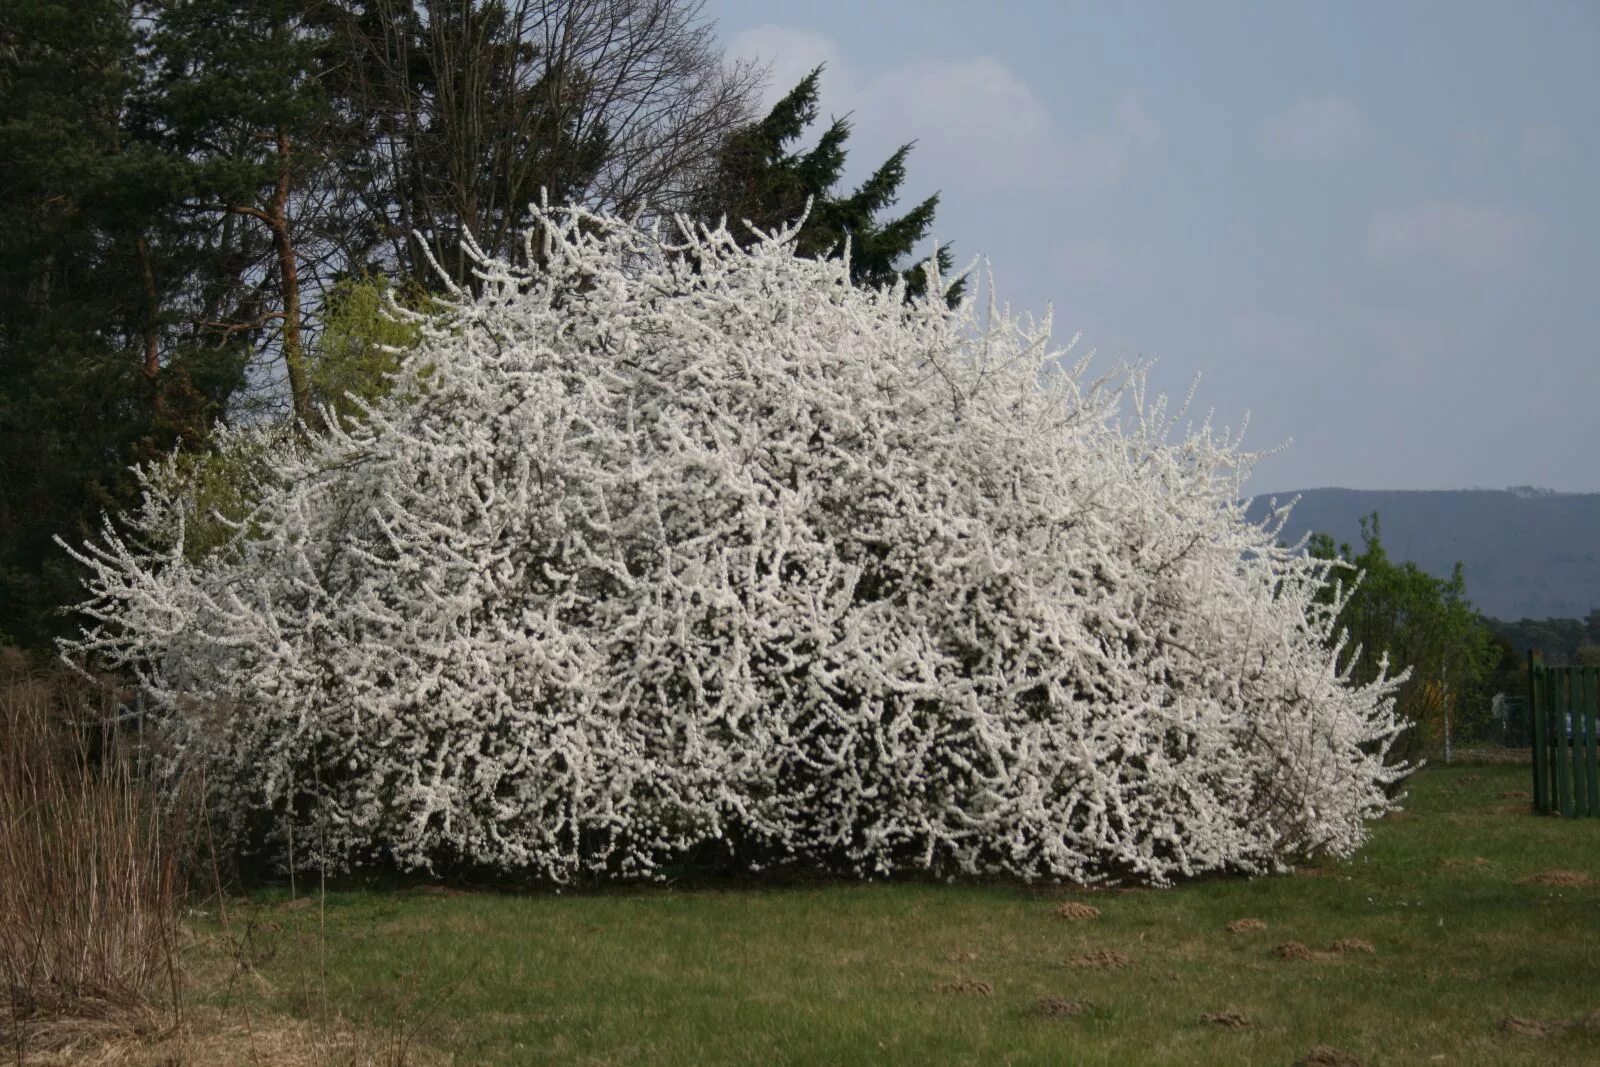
top-left (199, 763), bottom-right (1600, 1066)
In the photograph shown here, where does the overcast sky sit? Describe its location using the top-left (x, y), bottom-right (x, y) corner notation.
top-left (705, 0), bottom-right (1599, 494)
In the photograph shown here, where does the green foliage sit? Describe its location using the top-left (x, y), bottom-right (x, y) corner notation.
top-left (310, 276), bottom-right (432, 426)
top-left (148, 434), bottom-right (289, 563)
top-left (693, 67), bottom-right (960, 302)
top-left (1310, 514), bottom-right (1499, 754)
top-left (1487, 614), bottom-right (1596, 666)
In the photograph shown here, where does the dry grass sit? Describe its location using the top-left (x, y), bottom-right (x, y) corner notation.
top-left (1, 656), bottom-right (452, 1065)
top-left (1519, 869), bottom-right (1594, 888)
top-left (0, 661), bottom-right (187, 1058)
top-left (14, 1003), bottom-right (451, 1066)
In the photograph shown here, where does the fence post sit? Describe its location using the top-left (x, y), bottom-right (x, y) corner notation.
top-left (1568, 671), bottom-right (1580, 812)
top-left (1557, 668), bottom-right (1575, 818)
top-left (1580, 668), bottom-right (1593, 819)
top-left (1530, 651), bottom-right (1546, 813)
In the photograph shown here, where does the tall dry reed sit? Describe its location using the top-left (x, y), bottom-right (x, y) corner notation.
top-left (0, 656), bottom-right (186, 1052)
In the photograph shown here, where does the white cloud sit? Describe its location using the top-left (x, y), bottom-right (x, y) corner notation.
top-left (722, 27), bottom-right (1156, 194)
top-left (727, 25), bottom-right (841, 111)
top-left (1261, 97), bottom-right (1367, 160)
top-left (1367, 201), bottom-right (1546, 276)
top-left (861, 57), bottom-right (1073, 189)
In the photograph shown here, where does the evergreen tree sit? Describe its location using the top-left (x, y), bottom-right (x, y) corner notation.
top-left (693, 67), bottom-right (959, 301)
top-left (0, 0), bottom-right (243, 646)
top-left (140, 0), bottom-right (359, 422)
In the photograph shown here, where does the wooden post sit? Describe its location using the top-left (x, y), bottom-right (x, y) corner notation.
top-left (1580, 671), bottom-right (1593, 812)
top-left (1530, 651), bottom-right (1546, 813)
top-left (1557, 668), bottom-right (1574, 818)
top-left (1568, 668), bottom-right (1580, 819)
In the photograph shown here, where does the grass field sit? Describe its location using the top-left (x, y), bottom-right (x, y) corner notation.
top-left (184, 761), bottom-right (1600, 1066)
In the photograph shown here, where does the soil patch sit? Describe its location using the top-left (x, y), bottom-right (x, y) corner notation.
top-left (1065, 949), bottom-right (1132, 970)
top-left (1561, 1011), bottom-right (1600, 1036)
top-left (1519, 869), bottom-right (1594, 888)
top-left (1498, 1016), bottom-right (1566, 1038)
top-left (1226, 918), bottom-right (1267, 934)
top-left (945, 950), bottom-right (980, 962)
top-left (1497, 790), bottom-right (1531, 800)
top-left (1440, 856), bottom-right (1492, 870)
top-left (1275, 941), bottom-right (1314, 961)
top-left (1296, 1046), bottom-right (1363, 1066)
top-left (5, 1004), bottom-right (450, 1067)
top-left (1032, 996), bottom-right (1088, 1018)
top-left (1200, 1011), bottom-right (1253, 1029)
top-left (1328, 937), bottom-right (1376, 955)
top-left (936, 980), bottom-right (993, 997)
top-left (1053, 901), bottom-right (1101, 921)
top-left (1571, 1008), bottom-right (1600, 1032)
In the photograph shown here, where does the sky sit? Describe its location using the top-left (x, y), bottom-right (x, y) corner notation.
top-left (704, 0), bottom-right (1600, 494)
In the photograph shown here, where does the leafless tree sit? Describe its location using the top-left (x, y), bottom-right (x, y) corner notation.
top-left (329, 0), bottom-right (763, 283)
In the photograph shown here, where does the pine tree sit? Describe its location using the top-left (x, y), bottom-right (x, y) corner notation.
top-left (694, 67), bottom-right (960, 301)
top-left (0, 0), bottom-right (243, 646)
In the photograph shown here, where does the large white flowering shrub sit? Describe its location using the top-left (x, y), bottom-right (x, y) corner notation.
top-left (64, 207), bottom-right (1406, 884)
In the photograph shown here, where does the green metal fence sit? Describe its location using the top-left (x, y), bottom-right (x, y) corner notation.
top-left (1528, 654), bottom-right (1600, 817)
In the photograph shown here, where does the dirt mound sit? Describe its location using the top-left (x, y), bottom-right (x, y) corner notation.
top-left (1226, 918), bottom-right (1267, 934)
top-left (1498, 1016), bottom-right (1565, 1038)
top-left (1328, 937), bottom-right (1376, 955)
top-left (936, 980), bottom-right (993, 997)
top-left (1496, 1008), bottom-right (1600, 1037)
top-left (1032, 996), bottom-right (1088, 1018)
top-left (1296, 1046), bottom-right (1363, 1066)
top-left (1519, 869), bottom-right (1594, 888)
top-left (1065, 949), bottom-right (1132, 970)
top-left (1275, 941), bottom-right (1314, 961)
top-left (1569, 1008), bottom-right (1600, 1032)
top-left (1200, 1011), bottom-right (1253, 1029)
top-left (1053, 901), bottom-right (1101, 921)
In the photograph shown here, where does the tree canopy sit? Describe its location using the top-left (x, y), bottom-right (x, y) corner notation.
top-left (1309, 515), bottom-right (1498, 754)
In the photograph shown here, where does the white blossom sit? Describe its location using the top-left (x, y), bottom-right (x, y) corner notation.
top-left (61, 205), bottom-right (1406, 884)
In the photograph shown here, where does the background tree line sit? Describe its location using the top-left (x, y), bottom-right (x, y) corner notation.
top-left (1308, 515), bottom-right (1508, 756)
top-left (1, 0), bottom-right (956, 648)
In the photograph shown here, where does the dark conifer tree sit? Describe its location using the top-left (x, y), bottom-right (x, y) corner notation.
top-left (693, 67), bottom-right (960, 301)
top-left (0, 0), bottom-right (244, 646)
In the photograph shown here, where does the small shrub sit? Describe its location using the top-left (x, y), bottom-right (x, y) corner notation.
top-left (0, 660), bottom-right (186, 1049)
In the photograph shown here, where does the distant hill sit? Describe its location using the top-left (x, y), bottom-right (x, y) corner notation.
top-left (1244, 487), bottom-right (1600, 621)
